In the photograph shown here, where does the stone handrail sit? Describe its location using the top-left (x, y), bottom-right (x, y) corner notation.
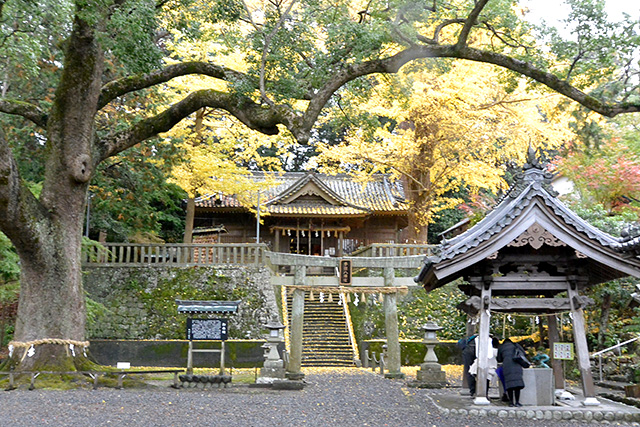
top-left (265, 251), bottom-right (426, 269)
top-left (350, 243), bottom-right (435, 257)
top-left (82, 243), bottom-right (269, 267)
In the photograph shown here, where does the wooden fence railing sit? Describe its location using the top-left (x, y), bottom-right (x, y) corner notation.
top-left (82, 242), bottom-right (434, 267)
top-left (82, 243), bottom-right (269, 267)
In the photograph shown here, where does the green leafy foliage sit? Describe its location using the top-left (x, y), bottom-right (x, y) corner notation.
top-left (106, 0), bottom-right (164, 73)
top-left (0, 233), bottom-right (19, 282)
top-left (88, 142), bottom-right (187, 243)
top-left (350, 283), bottom-right (467, 342)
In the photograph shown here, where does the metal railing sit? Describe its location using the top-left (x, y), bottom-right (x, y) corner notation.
top-left (591, 335), bottom-right (640, 382)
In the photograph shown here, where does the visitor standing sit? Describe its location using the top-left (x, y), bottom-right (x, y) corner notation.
top-left (497, 338), bottom-right (527, 407)
top-left (461, 334), bottom-right (477, 396)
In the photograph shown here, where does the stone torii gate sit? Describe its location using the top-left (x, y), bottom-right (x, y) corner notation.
top-left (415, 151), bottom-right (640, 406)
top-left (268, 252), bottom-right (425, 379)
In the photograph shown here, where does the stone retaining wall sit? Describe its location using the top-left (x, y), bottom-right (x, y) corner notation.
top-left (83, 266), bottom-right (279, 340)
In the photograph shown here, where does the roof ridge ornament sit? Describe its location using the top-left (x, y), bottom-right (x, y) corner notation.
top-left (508, 146), bottom-right (558, 198)
top-left (523, 144), bottom-right (543, 171)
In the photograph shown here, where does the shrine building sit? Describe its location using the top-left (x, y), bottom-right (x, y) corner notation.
top-left (190, 172), bottom-right (410, 255)
top-left (415, 150), bottom-right (640, 406)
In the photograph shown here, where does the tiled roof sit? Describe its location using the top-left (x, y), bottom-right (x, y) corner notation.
top-left (194, 193), bottom-right (243, 209)
top-left (416, 157), bottom-right (640, 288)
top-left (194, 172), bottom-right (407, 216)
top-left (435, 167), bottom-right (625, 261)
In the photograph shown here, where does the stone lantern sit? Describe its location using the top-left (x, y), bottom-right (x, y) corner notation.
top-left (415, 318), bottom-right (447, 387)
top-left (257, 318), bottom-right (286, 383)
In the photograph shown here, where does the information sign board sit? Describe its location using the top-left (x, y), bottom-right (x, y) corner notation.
top-left (186, 318), bottom-right (228, 341)
top-left (553, 342), bottom-right (574, 360)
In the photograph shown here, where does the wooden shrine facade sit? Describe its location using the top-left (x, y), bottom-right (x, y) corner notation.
top-left (416, 151), bottom-right (640, 406)
top-left (191, 172), bottom-right (409, 255)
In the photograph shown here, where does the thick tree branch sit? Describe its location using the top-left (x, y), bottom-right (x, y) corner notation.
top-left (99, 89), bottom-right (299, 160)
top-left (98, 62), bottom-right (248, 110)
top-left (102, 38), bottom-right (640, 156)
top-left (0, 127), bottom-right (47, 252)
top-left (305, 43), bottom-right (640, 125)
top-left (456, 0), bottom-right (489, 50)
top-left (453, 46), bottom-right (640, 117)
top-left (0, 99), bottom-right (48, 127)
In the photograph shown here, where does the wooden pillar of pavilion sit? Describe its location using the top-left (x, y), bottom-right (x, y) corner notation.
top-left (567, 281), bottom-right (598, 405)
top-left (473, 277), bottom-right (492, 405)
top-left (547, 314), bottom-right (565, 391)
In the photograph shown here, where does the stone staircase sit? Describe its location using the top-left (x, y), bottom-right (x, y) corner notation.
top-left (287, 291), bottom-right (356, 367)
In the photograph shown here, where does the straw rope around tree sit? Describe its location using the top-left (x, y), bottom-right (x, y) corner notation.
top-left (7, 339), bottom-right (90, 363)
top-left (8, 338), bottom-right (90, 348)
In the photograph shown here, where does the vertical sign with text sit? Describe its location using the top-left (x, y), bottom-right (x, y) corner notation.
top-left (339, 259), bottom-right (352, 285)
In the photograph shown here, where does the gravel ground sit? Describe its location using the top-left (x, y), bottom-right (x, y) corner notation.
top-left (0, 369), bottom-right (591, 427)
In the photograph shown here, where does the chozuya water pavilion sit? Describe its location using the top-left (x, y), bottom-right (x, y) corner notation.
top-left (415, 149), bottom-right (640, 406)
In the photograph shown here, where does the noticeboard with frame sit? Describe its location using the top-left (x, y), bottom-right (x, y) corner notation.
top-left (186, 318), bottom-right (229, 341)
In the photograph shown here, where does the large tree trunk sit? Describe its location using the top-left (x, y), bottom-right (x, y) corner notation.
top-left (183, 197), bottom-right (196, 243)
top-left (403, 171), bottom-right (431, 244)
top-left (11, 208), bottom-right (88, 370)
top-left (0, 13), bottom-right (103, 371)
top-left (406, 210), bottom-right (429, 243)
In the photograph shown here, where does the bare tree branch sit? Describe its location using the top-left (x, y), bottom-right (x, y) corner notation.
top-left (0, 99), bottom-right (48, 127)
top-left (259, 0), bottom-right (297, 106)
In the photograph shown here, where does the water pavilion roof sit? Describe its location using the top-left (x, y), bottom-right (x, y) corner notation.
top-left (415, 152), bottom-right (640, 291)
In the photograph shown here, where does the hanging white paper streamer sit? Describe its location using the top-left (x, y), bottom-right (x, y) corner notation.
top-left (8, 345), bottom-right (13, 358)
top-left (319, 292), bottom-right (325, 303)
top-left (338, 294), bottom-right (343, 305)
top-left (27, 345), bottom-right (35, 358)
top-left (354, 294), bottom-right (360, 306)
top-left (535, 316), bottom-right (540, 324)
top-left (69, 343), bottom-right (76, 357)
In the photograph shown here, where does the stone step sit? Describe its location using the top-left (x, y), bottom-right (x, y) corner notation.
top-left (302, 355), bottom-right (355, 362)
top-left (303, 346), bottom-right (353, 352)
top-left (286, 289), bottom-right (355, 367)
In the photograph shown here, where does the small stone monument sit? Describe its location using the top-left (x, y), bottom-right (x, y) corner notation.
top-left (412, 318), bottom-right (447, 388)
top-left (256, 317), bottom-right (286, 384)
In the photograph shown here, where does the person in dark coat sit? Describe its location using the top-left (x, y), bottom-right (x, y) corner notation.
top-left (497, 338), bottom-right (526, 406)
top-left (461, 335), bottom-right (477, 396)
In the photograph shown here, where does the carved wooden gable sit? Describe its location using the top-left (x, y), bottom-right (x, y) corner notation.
top-left (507, 223), bottom-right (566, 250)
top-left (276, 179), bottom-right (344, 206)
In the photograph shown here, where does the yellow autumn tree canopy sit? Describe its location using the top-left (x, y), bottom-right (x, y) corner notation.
top-left (317, 60), bottom-right (573, 241)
